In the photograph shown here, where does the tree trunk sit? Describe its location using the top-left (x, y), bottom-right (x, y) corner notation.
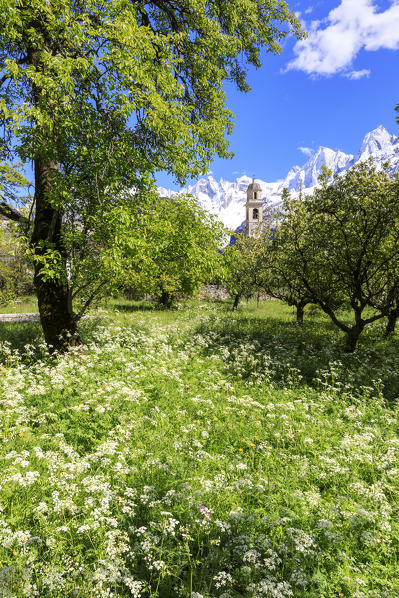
top-left (27, 41), bottom-right (80, 352)
top-left (31, 160), bottom-right (81, 351)
top-left (385, 309), bottom-right (398, 338)
top-left (296, 303), bottom-right (304, 325)
top-left (232, 293), bottom-right (241, 311)
top-left (344, 325), bottom-right (363, 353)
top-left (159, 290), bottom-right (174, 308)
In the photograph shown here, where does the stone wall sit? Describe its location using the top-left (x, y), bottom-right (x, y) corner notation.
top-left (197, 285), bottom-right (231, 300)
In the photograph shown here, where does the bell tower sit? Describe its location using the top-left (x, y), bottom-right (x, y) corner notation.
top-left (245, 178), bottom-right (263, 237)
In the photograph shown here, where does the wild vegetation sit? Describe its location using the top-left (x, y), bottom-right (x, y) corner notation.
top-left (1, 299), bottom-right (399, 597)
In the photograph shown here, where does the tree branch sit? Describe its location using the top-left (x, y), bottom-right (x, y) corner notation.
top-left (0, 201), bottom-right (26, 223)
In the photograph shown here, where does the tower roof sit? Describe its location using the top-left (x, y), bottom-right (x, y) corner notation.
top-left (247, 178), bottom-right (262, 193)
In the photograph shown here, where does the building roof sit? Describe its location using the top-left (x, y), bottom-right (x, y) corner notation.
top-left (247, 178), bottom-right (262, 193)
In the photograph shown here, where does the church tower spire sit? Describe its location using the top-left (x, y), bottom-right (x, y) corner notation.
top-left (245, 178), bottom-right (263, 237)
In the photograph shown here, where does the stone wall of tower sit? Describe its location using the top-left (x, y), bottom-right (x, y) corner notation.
top-left (245, 179), bottom-right (263, 238)
top-left (247, 220), bottom-right (261, 237)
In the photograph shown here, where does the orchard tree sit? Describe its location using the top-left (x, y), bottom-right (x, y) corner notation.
top-left (60, 192), bottom-right (226, 314)
top-left (260, 189), bottom-right (313, 324)
top-left (286, 161), bottom-right (399, 352)
top-left (225, 204), bottom-right (278, 310)
top-left (0, 0), bottom-right (303, 350)
top-left (120, 193), bottom-right (226, 308)
top-left (224, 233), bottom-right (265, 311)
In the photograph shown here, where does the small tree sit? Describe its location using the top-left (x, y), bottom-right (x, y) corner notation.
top-left (285, 161), bottom-right (399, 352)
top-left (61, 198), bottom-right (138, 319)
top-left (260, 190), bottom-right (313, 324)
top-left (224, 234), bottom-right (265, 310)
top-left (115, 193), bottom-right (227, 308)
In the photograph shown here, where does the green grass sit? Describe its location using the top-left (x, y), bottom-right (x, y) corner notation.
top-left (0, 295), bottom-right (38, 314)
top-left (0, 299), bottom-right (399, 597)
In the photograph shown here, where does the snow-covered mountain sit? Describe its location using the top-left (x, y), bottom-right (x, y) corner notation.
top-left (159, 176), bottom-right (281, 230)
top-left (158, 125), bottom-right (399, 231)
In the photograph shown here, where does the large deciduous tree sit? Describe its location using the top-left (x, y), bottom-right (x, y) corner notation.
top-left (0, 0), bottom-right (303, 350)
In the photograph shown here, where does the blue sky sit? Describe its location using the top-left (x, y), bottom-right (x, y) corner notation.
top-left (157, 0), bottom-right (399, 190)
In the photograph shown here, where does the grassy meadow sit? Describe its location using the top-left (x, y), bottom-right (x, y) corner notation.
top-left (0, 296), bottom-right (38, 315)
top-left (0, 298), bottom-right (399, 597)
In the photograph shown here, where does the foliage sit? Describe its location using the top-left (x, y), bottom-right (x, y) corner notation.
top-left (123, 193), bottom-right (226, 307)
top-left (0, 0), bottom-right (304, 348)
top-left (0, 221), bottom-right (33, 305)
top-left (0, 0), bottom-right (303, 182)
top-left (0, 159), bottom-right (32, 305)
top-left (224, 227), bottom-right (275, 310)
top-left (63, 191), bottom-right (227, 313)
top-left (0, 257), bottom-right (32, 305)
top-left (1, 299), bottom-right (399, 596)
top-left (280, 160), bottom-right (399, 351)
top-left (0, 162), bottom-right (30, 206)
top-left (259, 189), bottom-right (313, 323)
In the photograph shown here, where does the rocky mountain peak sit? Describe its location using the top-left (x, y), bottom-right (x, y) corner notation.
top-left (285, 145), bottom-right (354, 191)
top-left (158, 125), bottom-right (399, 230)
top-left (358, 125), bottom-right (399, 159)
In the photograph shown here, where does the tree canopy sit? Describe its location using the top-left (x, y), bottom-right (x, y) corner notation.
top-left (64, 191), bottom-right (226, 313)
top-left (279, 161), bottom-right (399, 351)
top-left (1, 0), bottom-right (302, 180)
top-left (224, 231), bottom-right (268, 310)
top-left (0, 0), bottom-right (303, 349)
top-left (257, 190), bottom-right (313, 324)
top-left (125, 193), bottom-right (226, 306)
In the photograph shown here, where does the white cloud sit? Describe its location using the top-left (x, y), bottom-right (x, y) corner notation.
top-left (344, 68), bottom-right (371, 79)
top-left (286, 0), bottom-right (399, 77)
top-left (298, 146), bottom-right (314, 157)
